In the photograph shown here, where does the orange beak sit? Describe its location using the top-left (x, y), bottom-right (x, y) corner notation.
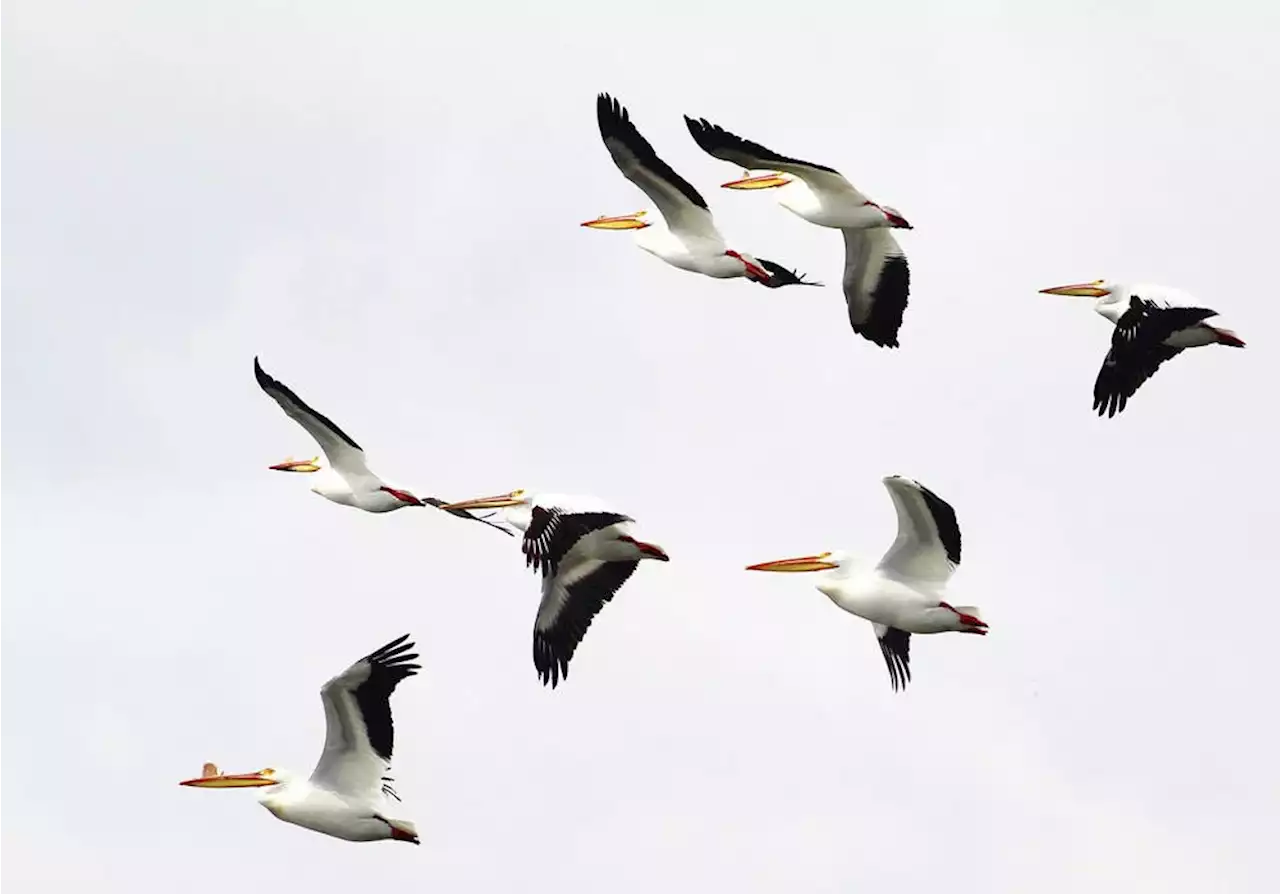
top-left (179, 768), bottom-right (280, 789)
top-left (439, 491), bottom-right (525, 512)
top-left (580, 212), bottom-right (651, 230)
top-left (269, 456), bottom-right (321, 473)
top-left (745, 552), bottom-right (839, 572)
top-left (721, 172), bottom-right (792, 190)
top-left (1038, 281), bottom-right (1112, 298)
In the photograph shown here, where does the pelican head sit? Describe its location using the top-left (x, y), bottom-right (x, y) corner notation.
top-left (745, 550), bottom-right (845, 573)
top-left (1038, 279), bottom-right (1113, 299)
top-left (178, 764), bottom-right (283, 790)
top-left (439, 488), bottom-right (530, 512)
top-left (580, 211), bottom-right (651, 231)
top-left (269, 456), bottom-right (321, 473)
top-left (721, 170), bottom-right (793, 190)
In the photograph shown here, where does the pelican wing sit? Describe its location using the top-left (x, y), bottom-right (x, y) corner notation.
top-left (1092, 297), bottom-right (1217, 418)
top-left (597, 94), bottom-right (724, 248)
top-left (876, 476), bottom-right (961, 585)
top-left (310, 635), bottom-right (421, 801)
top-left (522, 505), bottom-right (633, 577)
top-left (751, 258), bottom-right (823, 289)
top-left (1112, 296), bottom-right (1219, 349)
top-left (873, 624), bottom-right (912, 692)
top-left (683, 116), bottom-right (865, 200)
top-left (1092, 343), bottom-right (1183, 418)
top-left (254, 357), bottom-right (377, 487)
top-left (842, 229), bottom-right (910, 348)
top-left (533, 558), bottom-right (639, 688)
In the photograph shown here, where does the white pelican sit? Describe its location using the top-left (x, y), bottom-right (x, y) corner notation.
top-left (1038, 281), bottom-right (1246, 418)
top-left (254, 357), bottom-right (510, 533)
top-left (440, 489), bottom-right (669, 688)
top-left (745, 476), bottom-right (986, 691)
top-left (583, 94), bottom-right (820, 290)
top-left (683, 115), bottom-right (913, 348)
top-left (179, 635), bottom-right (422, 845)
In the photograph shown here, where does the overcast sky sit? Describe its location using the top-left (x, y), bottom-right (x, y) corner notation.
top-left (4, 1), bottom-right (1280, 891)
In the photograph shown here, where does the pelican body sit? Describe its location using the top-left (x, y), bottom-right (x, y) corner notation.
top-left (254, 357), bottom-right (509, 532)
top-left (441, 489), bottom-right (669, 688)
top-left (747, 476), bottom-right (985, 691)
top-left (683, 115), bottom-right (913, 347)
top-left (1038, 281), bottom-right (1245, 417)
top-left (180, 636), bottom-right (423, 845)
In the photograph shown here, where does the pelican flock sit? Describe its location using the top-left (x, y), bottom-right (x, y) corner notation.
top-left (183, 91), bottom-right (1248, 847)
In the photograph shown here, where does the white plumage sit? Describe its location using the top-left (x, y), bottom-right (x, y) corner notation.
top-left (684, 115), bottom-right (913, 347)
top-left (441, 489), bottom-right (670, 688)
top-left (747, 476), bottom-right (986, 691)
top-left (584, 94), bottom-right (819, 290)
top-left (180, 635), bottom-right (422, 844)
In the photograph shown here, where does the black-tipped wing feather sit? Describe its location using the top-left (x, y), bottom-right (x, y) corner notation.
top-left (522, 506), bottom-right (633, 576)
top-left (843, 231), bottom-right (910, 348)
top-left (1092, 297), bottom-right (1218, 418)
top-left (254, 357), bottom-right (363, 453)
top-left (350, 634), bottom-right (421, 762)
top-left (916, 484), bottom-right (961, 568)
top-left (312, 634), bottom-right (421, 799)
top-left (879, 476), bottom-right (961, 584)
top-left (1112, 297), bottom-right (1218, 349)
top-left (1093, 343), bottom-right (1183, 418)
top-left (598, 94), bottom-right (708, 212)
top-left (683, 116), bottom-right (841, 176)
top-left (533, 560), bottom-right (639, 688)
top-left (753, 258), bottom-right (823, 289)
top-left (876, 626), bottom-right (912, 692)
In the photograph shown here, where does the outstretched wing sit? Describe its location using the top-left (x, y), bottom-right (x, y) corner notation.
top-left (533, 558), bottom-right (640, 688)
top-left (876, 476), bottom-right (961, 585)
top-left (1092, 343), bottom-right (1184, 418)
top-left (310, 635), bottom-right (421, 801)
top-left (842, 229), bottom-right (910, 348)
top-left (1092, 296), bottom-right (1214, 418)
top-left (683, 115), bottom-right (860, 199)
top-left (597, 94), bottom-right (723, 248)
top-left (254, 357), bottom-right (377, 486)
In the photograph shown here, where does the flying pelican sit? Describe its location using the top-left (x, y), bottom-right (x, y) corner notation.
top-left (1038, 281), bottom-right (1246, 418)
top-left (683, 115), bottom-right (913, 348)
top-left (439, 489), bottom-right (669, 688)
top-left (745, 476), bottom-right (986, 691)
top-left (583, 93), bottom-right (819, 289)
top-left (254, 357), bottom-right (510, 533)
top-left (179, 635), bottom-right (422, 845)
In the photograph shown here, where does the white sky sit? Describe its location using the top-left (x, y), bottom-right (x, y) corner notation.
top-left (4, 2), bottom-right (1279, 891)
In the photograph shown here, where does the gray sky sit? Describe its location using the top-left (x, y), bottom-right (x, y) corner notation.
top-left (4, 1), bottom-right (1279, 891)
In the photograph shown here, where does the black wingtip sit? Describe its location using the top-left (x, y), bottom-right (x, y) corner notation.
top-left (253, 356), bottom-right (274, 389)
top-left (754, 258), bottom-right (824, 289)
top-left (364, 634), bottom-right (422, 675)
